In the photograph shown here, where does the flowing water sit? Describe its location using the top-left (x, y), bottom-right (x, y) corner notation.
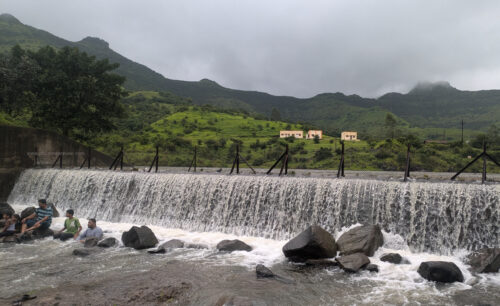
top-left (2, 169), bottom-right (500, 305)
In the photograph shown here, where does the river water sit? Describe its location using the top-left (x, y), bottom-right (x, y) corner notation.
top-left (1, 169), bottom-right (499, 305)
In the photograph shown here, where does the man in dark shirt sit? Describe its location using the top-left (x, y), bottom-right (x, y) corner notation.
top-left (21, 199), bottom-right (53, 233)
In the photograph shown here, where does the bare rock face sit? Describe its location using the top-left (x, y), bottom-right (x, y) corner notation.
top-left (216, 239), bottom-right (252, 252)
top-left (336, 225), bottom-right (384, 256)
top-left (466, 248), bottom-right (500, 273)
top-left (282, 225), bottom-right (337, 262)
top-left (417, 261), bottom-right (464, 283)
top-left (122, 226), bottom-right (158, 250)
top-left (336, 253), bottom-right (370, 272)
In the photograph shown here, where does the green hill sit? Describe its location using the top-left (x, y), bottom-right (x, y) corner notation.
top-left (1, 13), bottom-right (499, 141)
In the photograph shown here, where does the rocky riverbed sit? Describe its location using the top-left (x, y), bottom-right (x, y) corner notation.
top-left (1, 213), bottom-right (499, 305)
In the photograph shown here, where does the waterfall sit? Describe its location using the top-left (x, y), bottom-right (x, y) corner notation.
top-left (8, 169), bottom-right (500, 253)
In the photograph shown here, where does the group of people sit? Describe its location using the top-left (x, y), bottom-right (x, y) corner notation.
top-left (1, 199), bottom-right (104, 243)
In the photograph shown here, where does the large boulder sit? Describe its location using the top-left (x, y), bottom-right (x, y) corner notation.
top-left (466, 248), bottom-right (500, 273)
top-left (216, 239), bottom-right (252, 252)
top-left (97, 237), bottom-right (118, 248)
top-left (33, 227), bottom-right (54, 238)
top-left (336, 224), bottom-right (384, 256)
top-left (282, 225), bottom-right (337, 262)
top-left (336, 253), bottom-right (370, 272)
top-left (20, 207), bottom-right (36, 219)
top-left (121, 226), bottom-right (158, 250)
top-left (304, 259), bottom-right (338, 268)
top-left (417, 261), bottom-right (464, 283)
top-left (0, 202), bottom-right (14, 215)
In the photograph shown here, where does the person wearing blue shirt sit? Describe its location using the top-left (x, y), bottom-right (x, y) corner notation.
top-left (78, 218), bottom-right (103, 242)
top-left (21, 199), bottom-right (53, 233)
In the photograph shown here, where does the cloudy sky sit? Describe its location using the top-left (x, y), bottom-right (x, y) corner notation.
top-left (2, 0), bottom-right (500, 97)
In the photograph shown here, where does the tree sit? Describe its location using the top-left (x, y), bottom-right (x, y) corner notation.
top-left (314, 135), bottom-right (320, 144)
top-left (384, 113), bottom-right (397, 139)
top-left (27, 46), bottom-right (127, 140)
top-left (270, 108), bottom-right (281, 121)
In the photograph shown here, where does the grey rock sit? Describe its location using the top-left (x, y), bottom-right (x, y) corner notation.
top-left (160, 239), bottom-right (184, 249)
top-left (380, 253), bottom-right (403, 264)
top-left (0, 202), bottom-right (14, 215)
top-left (256, 264), bottom-right (274, 278)
top-left (20, 207), bottom-right (36, 219)
top-left (216, 239), bottom-right (252, 252)
top-left (365, 263), bottom-right (379, 272)
top-left (337, 224), bottom-right (384, 256)
top-left (336, 253), bottom-right (370, 272)
top-left (466, 248), bottom-right (500, 273)
top-left (417, 261), bottom-right (464, 283)
top-left (0, 235), bottom-right (18, 243)
top-left (282, 225), bottom-right (337, 262)
top-left (121, 226), bottom-right (158, 250)
top-left (84, 237), bottom-right (99, 248)
top-left (97, 237), bottom-right (118, 248)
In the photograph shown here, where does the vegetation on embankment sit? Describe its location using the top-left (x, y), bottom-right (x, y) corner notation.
top-left (86, 92), bottom-right (500, 173)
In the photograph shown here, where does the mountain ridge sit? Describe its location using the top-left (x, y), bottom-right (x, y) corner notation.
top-left (1, 13), bottom-right (499, 136)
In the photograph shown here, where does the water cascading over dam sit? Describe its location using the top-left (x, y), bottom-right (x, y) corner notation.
top-left (8, 169), bottom-right (499, 253)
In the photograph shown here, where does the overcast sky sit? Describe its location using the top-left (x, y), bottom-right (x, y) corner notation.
top-left (2, 0), bottom-right (500, 98)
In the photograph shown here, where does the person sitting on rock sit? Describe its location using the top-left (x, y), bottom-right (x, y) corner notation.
top-left (77, 218), bottom-right (103, 242)
top-left (53, 209), bottom-right (82, 241)
top-left (0, 213), bottom-right (20, 237)
top-left (21, 199), bottom-right (53, 234)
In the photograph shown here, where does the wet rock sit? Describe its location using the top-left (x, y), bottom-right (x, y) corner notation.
top-left (380, 253), bottom-right (403, 264)
top-left (216, 239), bottom-right (252, 252)
top-left (282, 225), bottom-right (337, 262)
top-left (73, 248), bottom-right (101, 257)
top-left (160, 239), bottom-right (184, 249)
top-left (33, 227), bottom-right (54, 238)
top-left (148, 248), bottom-right (166, 254)
top-left (336, 253), bottom-right (370, 272)
top-left (466, 248), bottom-right (500, 273)
top-left (0, 235), bottom-right (18, 243)
top-left (20, 207), bottom-right (36, 219)
top-left (304, 259), bottom-right (338, 268)
top-left (0, 202), bottom-right (14, 215)
top-left (365, 264), bottom-right (379, 272)
top-left (48, 203), bottom-right (59, 218)
top-left (84, 237), bottom-right (99, 248)
top-left (97, 237), bottom-right (117, 248)
top-left (122, 226), bottom-right (158, 250)
top-left (417, 261), bottom-right (464, 283)
top-left (185, 243), bottom-right (209, 249)
top-left (337, 224), bottom-right (384, 256)
top-left (256, 264), bottom-right (275, 278)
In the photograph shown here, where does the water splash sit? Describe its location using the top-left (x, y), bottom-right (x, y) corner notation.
top-left (8, 169), bottom-right (499, 253)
